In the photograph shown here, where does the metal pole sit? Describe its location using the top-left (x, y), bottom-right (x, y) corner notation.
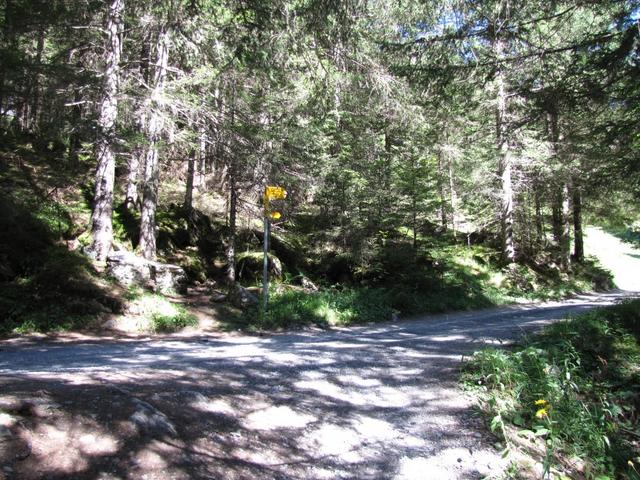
top-left (262, 216), bottom-right (270, 311)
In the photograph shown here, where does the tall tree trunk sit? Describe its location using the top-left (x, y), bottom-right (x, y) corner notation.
top-left (139, 28), bottom-right (170, 260)
top-left (125, 40), bottom-right (149, 209)
top-left (533, 180), bottom-right (544, 247)
top-left (90, 0), bottom-right (124, 262)
top-left (225, 86), bottom-right (237, 287)
top-left (195, 126), bottom-right (207, 188)
top-left (67, 90), bottom-right (82, 167)
top-left (560, 182), bottom-right (571, 269)
top-left (125, 114), bottom-right (145, 209)
top-left (437, 149), bottom-right (448, 232)
top-left (29, 25), bottom-right (46, 132)
top-left (548, 110), bottom-right (571, 270)
top-left (572, 182), bottom-right (584, 262)
top-left (495, 37), bottom-right (515, 263)
top-left (0, 0), bottom-right (10, 117)
top-left (124, 150), bottom-right (140, 209)
top-left (447, 146), bottom-right (457, 241)
top-left (226, 169), bottom-right (237, 287)
top-left (184, 149), bottom-right (196, 211)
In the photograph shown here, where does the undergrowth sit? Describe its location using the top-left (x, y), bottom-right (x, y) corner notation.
top-left (123, 290), bottom-right (198, 333)
top-left (463, 299), bottom-right (640, 479)
top-left (237, 244), bottom-right (613, 331)
top-left (243, 287), bottom-right (395, 330)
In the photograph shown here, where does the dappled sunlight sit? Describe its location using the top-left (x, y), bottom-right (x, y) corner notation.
top-left (243, 406), bottom-right (316, 430)
top-left (0, 291), bottom-right (630, 478)
top-left (395, 446), bottom-right (509, 480)
top-left (585, 227), bottom-right (640, 292)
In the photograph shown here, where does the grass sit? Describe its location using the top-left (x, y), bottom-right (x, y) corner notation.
top-left (234, 241), bottom-right (614, 331)
top-left (123, 291), bottom-right (198, 333)
top-left (242, 287), bottom-right (395, 330)
top-left (463, 299), bottom-right (640, 479)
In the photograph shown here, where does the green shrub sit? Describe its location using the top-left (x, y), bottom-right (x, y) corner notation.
top-left (151, 309), bottom-right (198, 333)
top-left (464, 300), bottom-right (640, 478)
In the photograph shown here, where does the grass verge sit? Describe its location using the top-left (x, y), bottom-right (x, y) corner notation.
top-left (462, 299), bottom-right (640, 479)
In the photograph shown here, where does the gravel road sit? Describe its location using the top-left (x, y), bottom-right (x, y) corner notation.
top-left (0, 290), bottom-right (635, 480)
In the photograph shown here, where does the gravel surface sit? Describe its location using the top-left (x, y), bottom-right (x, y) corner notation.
top-left (0, 290), bottom-right (636, 480)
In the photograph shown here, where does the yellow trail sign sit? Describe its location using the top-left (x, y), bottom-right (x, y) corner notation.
top-left (262, 186), bottom-right (286, 312)
top-left (264, 185), bottom-right (286, 202)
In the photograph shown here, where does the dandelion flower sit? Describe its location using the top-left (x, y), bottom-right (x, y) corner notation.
top-left (535, 408), bottom-right (548, 419)
top-left (534, 399), bottom-right (547, 406)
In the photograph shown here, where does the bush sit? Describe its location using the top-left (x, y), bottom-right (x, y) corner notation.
top-left (151, 309), bottom-right (198, 333)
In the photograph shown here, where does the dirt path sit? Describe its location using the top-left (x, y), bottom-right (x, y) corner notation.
top-left (584, 226), bottom-right (640, 291)
top-left (0, 290), bottom-right (635, 480)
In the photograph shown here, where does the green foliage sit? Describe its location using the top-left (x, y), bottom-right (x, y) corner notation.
top-left (126, 292), bottom-right (198, 333)
top-left (150, 308), bottom-right (198, 333)
top-left (464, 300), bottom-right (640, 478)
top-left (0, 147), bottom-right (121, 336)
top-left (243, 287), bottom-right (394, 330)
top-left (605, 225), bottom-right (640, 249)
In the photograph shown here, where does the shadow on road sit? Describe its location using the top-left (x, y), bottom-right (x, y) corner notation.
top-left (0, 291), bottom-right (633, 479)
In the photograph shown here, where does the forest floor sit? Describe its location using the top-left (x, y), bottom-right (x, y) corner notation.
top-left (0, 228), bottom-right (638, 479)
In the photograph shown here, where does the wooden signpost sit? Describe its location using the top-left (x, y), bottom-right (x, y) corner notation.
top-left (262, 186), bottom-right (286, 310)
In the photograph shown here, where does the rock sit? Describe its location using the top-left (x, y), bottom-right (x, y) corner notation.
top-left (107, 251), bottom-right (187, 294)
top-left (210, 290), bottom-right (227, 303)
top-left (300, 276), bottom-right (319, 292)
top-left (130, 399), bottom-right (176, 437)
top-left (0, 425), bottom-right (11, 440)
top-left (236, 252), bottom-right (283, 281)
top-left (229, 285), bottom-right (259, 309)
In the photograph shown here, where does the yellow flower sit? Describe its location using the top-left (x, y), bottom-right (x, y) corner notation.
top-left (534, 399), bottom-right (548, 406)
top-left (535, 408), bottom-right (548, 419)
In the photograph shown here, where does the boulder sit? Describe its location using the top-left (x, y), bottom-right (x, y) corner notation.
top-left (210, 290), bottom-right (227, 303)
top-left (107, 251), bottom-right (187, 294)
top-left (236, 251), bottom-right (282, 281)
top-left (228, 285), bottom-right (259, 309)
top-left (299, 276), bottom-right (319, 292)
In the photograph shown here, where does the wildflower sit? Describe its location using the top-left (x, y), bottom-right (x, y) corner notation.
top-left (535, 408), bottom-right (548, 419)
top-left (534, 399), bottom-right (547, 406)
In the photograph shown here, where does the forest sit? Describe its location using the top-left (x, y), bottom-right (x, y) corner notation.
top-left (0, 0), bottom-right (639, 332)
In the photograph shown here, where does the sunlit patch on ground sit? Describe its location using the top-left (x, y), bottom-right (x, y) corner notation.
top-left (243, 405), bottom-right (316, 430)
top-left (585, 227), bottom-right (640, 291)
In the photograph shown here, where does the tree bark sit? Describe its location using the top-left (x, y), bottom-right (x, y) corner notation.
top-left (90, 0), bottom-right (124, 262)
top-left (437, 149), bottom-right (447, 232)
top-left (447, 145), bottom-right (457, 241)
top-left (226, 169), bottom-right (237, 286)
top-left (533, 180), bottom-right (544, 246)
top-left (29, 25), bottom-right (46, 132)
top-left (572, 182), bottom-right (584, 262)
top-left (67, 90), bottom-right (82, 167)
top-left (124, 150), bottom-right (140, 209)
top-left (548, 110), bottom-right (571, 269)
top-left (184, 149), bottom-right (196, 210)
top-left (139, 27), bottom-right (170, 260)
top-left (225, 85), bottom-right (237, 287)
top-left (495, 36), bottom-right (515, 263)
